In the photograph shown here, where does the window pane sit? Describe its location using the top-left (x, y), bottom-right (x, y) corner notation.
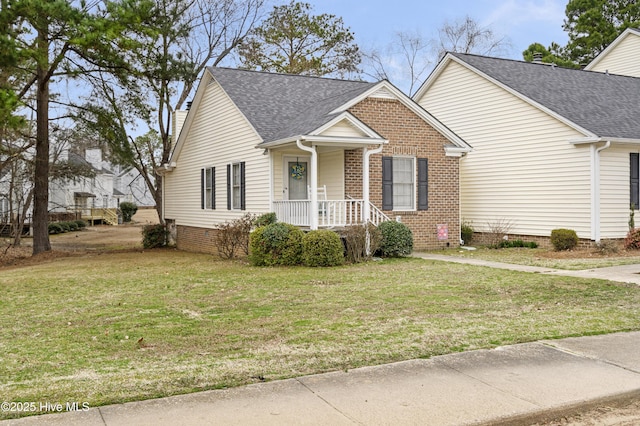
top-left (232, 163), bottom-right (241, 209)
top-left (205, 168), bottom-right (213, 209)
top-left (393, 158), bottom-right (414, 210)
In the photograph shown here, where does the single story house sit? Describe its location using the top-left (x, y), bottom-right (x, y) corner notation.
top-left (160, 67), bottom-right (471, 253)
top-left (413, 30), bottom-right (640, 245)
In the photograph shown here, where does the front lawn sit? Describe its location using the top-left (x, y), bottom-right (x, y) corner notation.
top-left (1, 250), bottom-right (639, 419)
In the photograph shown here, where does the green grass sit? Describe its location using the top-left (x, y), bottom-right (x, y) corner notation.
top-left (424, 247), bottom-right (640, 270)
top-left (1, 250), bottom-right (640, 419)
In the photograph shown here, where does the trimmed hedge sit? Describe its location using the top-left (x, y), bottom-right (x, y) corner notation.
top-left (378, 221), bottom-right (413, 257)
top-left (249, 223), bottom-right (304, 266)
top-left (302, 230), bottom-right (344, 267)
top-left (48, 220), bottom-right (87, 235)
top-left (550, 228), bottom-right (578, 251)
top-left (142, 224), bottom-right (169, 248)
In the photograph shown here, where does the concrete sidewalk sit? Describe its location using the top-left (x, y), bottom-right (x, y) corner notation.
top-left (417, 253), bottom-right (640, 285)
top-left (3, 332), bottom-right (640, 426)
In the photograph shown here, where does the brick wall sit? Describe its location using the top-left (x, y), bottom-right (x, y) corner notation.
top-left (347, 97), bottom-right (461, 250)
top-left (176, 225), bottom-right (221, 255)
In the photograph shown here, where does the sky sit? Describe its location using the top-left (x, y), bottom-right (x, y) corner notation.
top-left (306, 0), bottom-right (570, 92)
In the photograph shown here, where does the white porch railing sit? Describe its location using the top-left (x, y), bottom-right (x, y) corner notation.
top-left (272, 200), bottom-right (390, 228)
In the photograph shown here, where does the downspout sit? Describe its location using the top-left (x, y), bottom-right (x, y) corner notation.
top-left (591, 141), bottom-right (611, 242)
top-left (296, 139), bottom-right (318, 230)
top-left (362, 144), bottom-right (384, 223)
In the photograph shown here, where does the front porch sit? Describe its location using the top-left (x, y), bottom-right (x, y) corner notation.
top-left (272, 199), bottom-right (389, 228)
top-left (265, 134), bottom-right (389, 230)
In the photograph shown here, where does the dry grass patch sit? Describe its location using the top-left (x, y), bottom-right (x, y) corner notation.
top-left (1, 250), bottom-right (639, 419)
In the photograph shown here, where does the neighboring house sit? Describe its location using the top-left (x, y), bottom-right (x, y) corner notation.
top-left (414, 32), bottom-right (640, 244)
top-left (584, 27), bottom-right (640, 77)
top-left (49, 148), bottom-right (155, 222)
top-left (160, 67), bottom-right (471, 253)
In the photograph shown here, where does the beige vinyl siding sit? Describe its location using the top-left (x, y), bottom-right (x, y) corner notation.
top-left (272, 149), bottom-right (345, 200)
top-left (418, 60), bottom-right (592, 238)
top-left (587, 34), bottom-right (640, 77)
top-left (164, 78), bottom-right (269, 227)
top-left (319, 120), bottom-right (367, 138)
top-left (600, 146), bottom-right (637, 238)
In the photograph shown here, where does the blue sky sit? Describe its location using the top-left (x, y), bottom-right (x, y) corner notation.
top-left (307, 0), bottom-right (570, 92)
top-left (311, 0), bottom-right (568, 57)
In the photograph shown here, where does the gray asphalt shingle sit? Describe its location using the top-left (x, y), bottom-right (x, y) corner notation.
top-left (452, 53), bottom-right (640, 140)
top-left (208, 67), bottom-right (377, 143)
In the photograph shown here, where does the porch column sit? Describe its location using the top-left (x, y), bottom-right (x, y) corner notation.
top-left (362, 144), bottom-right (384, 224)
top-left (296, 139), bottom-right (318, 230)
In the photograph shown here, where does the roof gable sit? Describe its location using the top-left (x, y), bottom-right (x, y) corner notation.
top-left (420, 53), bottom-right (640, 141)
top-left (585, 27), bottom-right (640, 72)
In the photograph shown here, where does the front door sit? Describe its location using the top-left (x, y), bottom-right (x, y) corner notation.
top-left (286, 159), bottom-right (308, 200)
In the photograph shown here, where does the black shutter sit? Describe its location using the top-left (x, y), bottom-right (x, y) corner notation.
top-left (240, 162), bottom-right (246, 210)
top-left (382, 156), bottom-right (393, 210)
top-left (631, 153), bottom-right (639, 210)
top-left (418, 158), bottom-right (428, 210)
top-left (226, 163), bottom-right (231, 210)
top-left (211, 167), bottom-right (216, 210)
top-left (200, 168), bottom-right (205, 209)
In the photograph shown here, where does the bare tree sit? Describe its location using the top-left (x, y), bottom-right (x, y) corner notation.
top-left (435, 15), bottom-right (510, 60)
top-left (363, 30), bottom-right (433, 96)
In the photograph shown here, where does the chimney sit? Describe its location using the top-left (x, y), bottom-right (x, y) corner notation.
top-left (532, 53), bottom-right (543, 63)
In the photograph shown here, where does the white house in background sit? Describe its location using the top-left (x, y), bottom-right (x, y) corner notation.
top-left (413, 29), bottom-right (640, 244)
top-left (49, 148), bottom-right (155, 219)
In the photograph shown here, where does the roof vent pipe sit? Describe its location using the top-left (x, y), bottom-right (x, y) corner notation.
top-left (186, 101), bottom-right (193, 110)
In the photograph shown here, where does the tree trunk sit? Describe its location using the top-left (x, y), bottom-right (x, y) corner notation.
top-left (32, 25), bottom-right (51, 255)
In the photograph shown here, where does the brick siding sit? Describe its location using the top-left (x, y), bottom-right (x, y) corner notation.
top-left (176, 225), bottom-right (221, 255)
top-left (347, 97), bottom-right (461, 250)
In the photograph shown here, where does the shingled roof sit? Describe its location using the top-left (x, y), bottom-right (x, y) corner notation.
top-left (451, 53), bottom-right (640, 140)
top-left (208, 67), bottom-right (377, 144)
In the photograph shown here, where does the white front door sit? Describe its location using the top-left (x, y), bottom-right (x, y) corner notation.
top-left (284, 157), bottom-right (309, 200)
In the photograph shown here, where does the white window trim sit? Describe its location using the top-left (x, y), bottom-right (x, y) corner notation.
top-left (230, 162), bottom-right (242, 210)
top-left (204, 166), bottom-right (214, 210)
top-left (392, 156), bottom-right (416, 211)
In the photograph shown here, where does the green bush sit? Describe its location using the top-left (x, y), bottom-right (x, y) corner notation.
top-left (378, 221), bottom-right (413, 258)
top-left (59, 221), bottom-right (71, 232)
top-left (67, 221), bottom-right (79, 231)
top-left (120, 202), bottom-right (138, 223)
top-left (302, 230), bottom-right (344, 267)
top-left (254, 212), bottom-right (277, 228)
top-left (75, 220), bottom-right (87, 229)
top-left (461, 219), bottom-right (474, 245)
top-left (142, 224), bottom-right (169, 249)
top-left (498, 239), bottom-right (538, 249)
top-left (48, 223), bottom-right (64, 234)
top-left (624, 228), bottom-right (640, 250)
top-left (550, 228), bottom-right (579, 251)
top-left (249, 223), bottom-right (303, 266)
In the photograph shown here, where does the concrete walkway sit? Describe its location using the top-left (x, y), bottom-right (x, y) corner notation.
top-left (417, 253), bottom-right (640, 285)
top-left (2, 332), bottom-right (640, 426)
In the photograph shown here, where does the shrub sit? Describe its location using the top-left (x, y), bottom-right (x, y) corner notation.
top-left (249, 223), bottom-right (303, 266)
top-left (595, 239), bottom-right (619, 254)
top-left (378, 221), bottom-right (413, 258)
top-left (497, 239), bottom-right (538, 249)
top-left (486, 218), bottom-right (515, 248)
top-left (142, 224), bottom-right (169, 249)
top-left (550, 228), bottom-right (579, 251)
top-left (343, 223), bottom-right (382, 263)
top-left (254, 212), bottom-right (277, 228)
top-left (215, 213), bottom-right (255, 259)
top-left (67, 221), bottom-right (79, 231)
top-left (624, 228), bottom-right (640, 250)
top-left (302, 230), bottom-right (344, 267)
top-left (75, 220), bottom-right (87, 229)
top-left (461, 219), bottom-right (474, 245)
top-left (120, 202), bottom-right (138, 223)
top-left (59, 221), bottom-right (71, 232)
top-left (48, 223), bottom-right (64, 234)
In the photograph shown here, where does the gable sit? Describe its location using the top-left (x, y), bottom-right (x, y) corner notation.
top-left (317, 117), bottom-right (376, 139)
top-left (586, 28), bottom-right (640, 77)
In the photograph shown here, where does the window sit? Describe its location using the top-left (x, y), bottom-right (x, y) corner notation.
top-left (631, 153), bottom-right (639, 209)
top-left (227, 162), bottom-right (245, 210)
top-left (382, 156), bottom-right (428, 211)
top-left (201, 167), bottom-right (215, 209)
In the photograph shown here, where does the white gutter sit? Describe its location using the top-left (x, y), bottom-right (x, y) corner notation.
top-left (296, 139), bottom-right (318, 230)
top-left (591, 141), bottom-right (611, 242)
top-left (362, 143), bottom-right (385, 224)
